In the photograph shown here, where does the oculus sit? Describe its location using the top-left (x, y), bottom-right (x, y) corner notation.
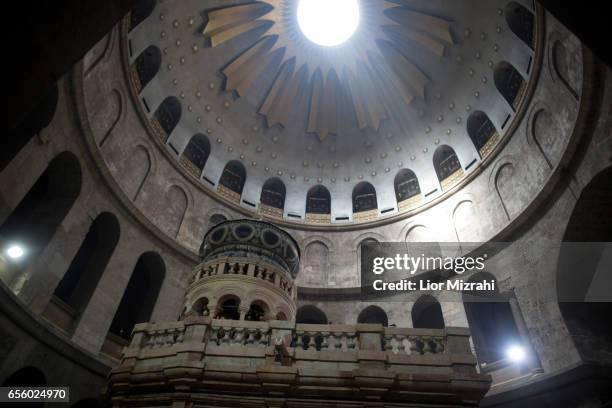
top-left (297, 0), bottom-right (360, 47)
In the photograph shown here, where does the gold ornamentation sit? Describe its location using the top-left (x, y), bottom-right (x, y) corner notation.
top-left (259, 203), bottom-right (284, 219)
top-left (218, 185), bottom-right (241, 203)
top-left (353, 208), bottom-right (379, 223)
top-left (441, 169), bottom-right (464, 191)
top-left (304, 212), bottom-right (331, 225)
top-left (398, 194), bottom-right (423, 212)
top-left (479, 132), bottom-right (501, 159)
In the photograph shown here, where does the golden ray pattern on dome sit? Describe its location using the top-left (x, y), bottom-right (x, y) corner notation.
top-left (204, 0), bottom-right (453, 140)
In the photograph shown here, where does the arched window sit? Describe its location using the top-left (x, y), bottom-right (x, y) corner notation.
top-left (462, 273), bottom-right (521, 365)
top-left (394, 169), bottom-right (421, 210)
top-left (467, 111), bottom-right (499, 158)
top-left (0, 152), bottom-right (81, 288)
top-left (260, 178), bottom-right (286, 216)
top-left (153, 96), bottom-right (181, 142)
top-left (108, 252), bottom-right (165, 340)
top-left (134, 45), bottom-right (161, 92)
top-left (296, 305), bottom-right (328, 324)
top-left (494, 62), bottom-right (526, 110)
top-left (505, 2), bottom-right (535, 49)
top-left (412, 295), bottom-right (445, 329)
top-left (352, 182), bottom-right (377, 214)
top-left (180, 134), bottom-right (210, 178)
top-left (218, 160), bottom-right (247, 202)
top-left (305, 185), bottom-right (331, 223)
top-left (49, 213), bottom-right (120, 329)
top-left (358, 305), bottom-right (388, 326)
top-left (218, 298), bottom-right (240, 320)
top-left (1, 84), bottom-right (58, 172)
top-left (2, 367), bottom-right (47, 407)
top-left (130, 0), bottom-right (156, 31)
top-left (433, 145), bottom-right (462, 190)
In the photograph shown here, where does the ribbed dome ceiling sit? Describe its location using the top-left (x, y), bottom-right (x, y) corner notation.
top-left (125, 0), bottom-right (539, 228)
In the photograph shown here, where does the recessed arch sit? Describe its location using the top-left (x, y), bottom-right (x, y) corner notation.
top-left (412, 295), bottom-right (445, 329)
top-left (260, 177), bottom-right (286, 212)
top-left (296, 305), bottom-right (328, 324)
top-left (352, 182), bottom-right (377, 213)
top-left (494, 61), bottom-right (527, 110)
top-left (467, 111), bottom-right (499, 158)
top-left (433, 145), bottom-right (462, 190)
top-left (181, 134), bottom-right (210, 178)
top-left (134, 45), bottom-right (161, 92)
top-left (153, 96), bottom-right (181, 142)
top-left (357, 305), bottom-right (388, 326)
top-left (302, 241), bottom-right (329, 286)
top-left (218, 160), bottom-right (247, 202)
top-left (505, 2), bottom-right (535, 49)
top-left (108, 252), bottom-right (165, 339)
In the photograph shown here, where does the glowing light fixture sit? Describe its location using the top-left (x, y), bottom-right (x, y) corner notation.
top-left (6, 245), bottom-right (25, 260)
top-left (297, 0), bottom-right (360, 47)
top-left (506, 345), bottom-right (526, 363)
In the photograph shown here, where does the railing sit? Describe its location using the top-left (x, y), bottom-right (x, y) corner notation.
top-left (209, 324), bottom-right (270, 347)
top-left (292, 328), bottom-right (359, 352)
top-left (384, 331), bottom-right (445, 355)
top-left (191, 258), bottom-right (295, 299)
top-left (127, 320), bottom-right (453, 358)
top-left (115, 320), bottom-right (488, 404)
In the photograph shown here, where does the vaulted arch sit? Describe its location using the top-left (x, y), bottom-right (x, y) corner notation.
top-left (48, 212), bottom-right (120, 332)
top-left (0, 152), bottom-right (81, 288)
top-left (108, 252), bottom-right (165, 340)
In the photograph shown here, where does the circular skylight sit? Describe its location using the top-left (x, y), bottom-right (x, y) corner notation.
top-left (297, 0), bottom-right (360, 47)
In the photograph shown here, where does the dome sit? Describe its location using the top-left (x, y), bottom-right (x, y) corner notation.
top-left (125, 0), bottom-right (539, 228)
